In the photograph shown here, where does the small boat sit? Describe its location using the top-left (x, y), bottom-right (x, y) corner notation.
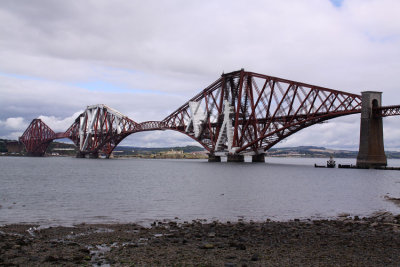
top-left (314, 156), bottom-right (336, 168)
top-left (327, 156), bottom-right (336, 168)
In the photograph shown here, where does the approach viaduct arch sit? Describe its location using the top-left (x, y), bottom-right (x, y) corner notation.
top-left (19, 69), bottom-right (400, 167)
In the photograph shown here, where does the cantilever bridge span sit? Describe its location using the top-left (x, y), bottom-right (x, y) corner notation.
top-left (19, 69), bottom-right (400, 167)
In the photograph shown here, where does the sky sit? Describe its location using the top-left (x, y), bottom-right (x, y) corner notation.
top-left (0, 0), bottom-right (400, 150)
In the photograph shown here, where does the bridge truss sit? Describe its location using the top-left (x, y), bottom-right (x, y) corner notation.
top-left (163, 70), bottom-right (362, 155)
top-left (19, 119), bottom-right (56, 156)
top-left (66, 104), bottom-right (140, 157)
top-left (19, 69), bottom-right (368, 157)
top-left (375, 105), bottom-right (400, 117)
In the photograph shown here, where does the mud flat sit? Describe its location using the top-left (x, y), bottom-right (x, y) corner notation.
top-left (1, 213), bottom-right (400, 266)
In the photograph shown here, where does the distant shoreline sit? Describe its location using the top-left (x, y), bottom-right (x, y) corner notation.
top-left (2, 138), bottom-right (400, 158)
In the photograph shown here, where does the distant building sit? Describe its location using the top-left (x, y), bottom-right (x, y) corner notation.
top-left (53, 148), bottom-right (75, 151)
top-left (163, 149), bottom-right (183, 155)
top-left (6, 141), bottom-right (23, 153)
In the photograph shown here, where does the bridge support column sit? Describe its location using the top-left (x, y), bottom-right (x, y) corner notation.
top-left (252, 153), bottom-right (265, 163)
top-left (356, 91), bottom-right (387, 168)
top-left (208, 154), bottom-right (221, 162)
top-left (227, 154), bottom-right (244, 162)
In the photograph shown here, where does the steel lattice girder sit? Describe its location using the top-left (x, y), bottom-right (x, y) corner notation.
top-left (375, 105), bottom-right (400, 117)
top-left (19, 119), bottom-right (56, 155)
top-left (64, 118), bottom-right (80, 146)
top-left (64, 117), bottom-right (169, 156)
top-left (138, 121), bottom-right (165, 131)
top-left (70, 104), bottom-right (140, 155)
top-left (162, 69), bottom-right (362, 154)
top-left (19, 69), bottom-right (366, 157)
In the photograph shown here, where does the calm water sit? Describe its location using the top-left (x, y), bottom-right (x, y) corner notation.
top-left (1, 156), bottom-right (400, 226)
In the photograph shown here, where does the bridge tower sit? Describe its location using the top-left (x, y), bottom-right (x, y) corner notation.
top-left (356, 91), bottom-right (387, 168)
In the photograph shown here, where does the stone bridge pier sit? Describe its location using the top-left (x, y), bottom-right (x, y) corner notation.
top-left (356, 91), bottom-right (387, 168)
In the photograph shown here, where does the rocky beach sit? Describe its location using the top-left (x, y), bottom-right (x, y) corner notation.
top-left (1, 212), bottom-right (400, 266)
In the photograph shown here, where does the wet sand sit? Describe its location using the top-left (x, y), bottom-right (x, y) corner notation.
top-left (1, 213), bottom-right (400, 266)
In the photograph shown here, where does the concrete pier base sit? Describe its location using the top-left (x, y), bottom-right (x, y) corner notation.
top-left (227, 154), bottom-right (244, 162)
top-left (252, 153), bottom-right (265, 163)
top-left (26, 152), bottom-right (45, 157)
top-left (88, 152), bottom-right (99, 159)
top-left (77, 152), bottom-right (99, 159)
top-left (356, 91), bottom-right (387, 168)
top-left (208, 154), bottom-right (221, 162)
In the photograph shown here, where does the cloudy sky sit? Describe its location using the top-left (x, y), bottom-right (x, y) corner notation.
top-left (1, 0), bottom-right (399, 150)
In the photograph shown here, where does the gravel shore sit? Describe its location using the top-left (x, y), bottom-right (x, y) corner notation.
top-left (1, 213), bottom-right (400, 266)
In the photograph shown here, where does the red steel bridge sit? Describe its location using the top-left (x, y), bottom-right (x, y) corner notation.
top-left (19, 69), bottom-right (400, 167)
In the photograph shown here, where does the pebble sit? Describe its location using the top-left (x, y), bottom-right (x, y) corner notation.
top-left (200, 243), bottom-right (215, 249)
top-left (251, 253), bottom-right (259, 261)
top-left (2, 216), bottom-right (400, 265)
top-left (236, 243), bottom-right (246, 250)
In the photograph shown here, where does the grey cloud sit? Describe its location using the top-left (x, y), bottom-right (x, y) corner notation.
top-left (0, 0), bottom-right (399, 149)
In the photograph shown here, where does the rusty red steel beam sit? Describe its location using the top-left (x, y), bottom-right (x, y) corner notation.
top-left (165, 112), bottom-right (360, 129)
top-left (55, 132), bottom-right (69, 139)
top-left (374, 105), bottom-right (400, 117)
top-left (19, 69), bottom-right (369, 156)
top-left (237, 110), bottom-right (361, 153)
top-left (162, 69), bottom-right (362, 154)
top-left (138, 121), bottom-right (165, 131)
top-left (88, 109), bottom-right (139, 156)
top-left (19, 119), bottom-right (56, 156)
top-left (64, 117), bottom-right (80, 147)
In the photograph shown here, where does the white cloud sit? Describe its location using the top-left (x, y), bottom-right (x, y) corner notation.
top-left (124, 131), bottom-right (199, 148)
top-left (0, 117), bottom-right (27, 130)
top-left (0, 131), bottom-right (25, 141)
top-left (277, 115), bottom-right (361, 150)
top-left (0, 117), bottom-right (28, 140)
top-left (38, 112), bottom-right (83, 132)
